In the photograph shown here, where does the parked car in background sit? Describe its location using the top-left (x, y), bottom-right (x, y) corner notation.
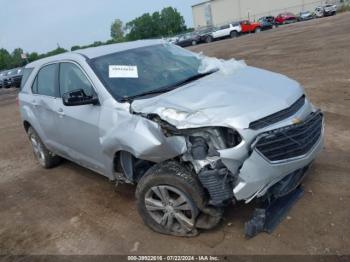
top-left (2, 70), bottom-right (13, 89)
top-left (240, 20), bottom-right (262, 33)
top-left (324, 4), bottom-right (337, 16)
top-left (175, 32), bottom-right (200, 47)
top-left (11, 68), bottom-right (23, 88)
top-left (196, 27), bottom-right (216, 43)
top-left (298, 11), bottom-right (314, 21)
top-left (258, 16), bottom-right (277, 30)
top-left (275, 12), bottom-right (298, 25)
top-left (0, 68), bottom-right (23, 89)
top-left (166, 36), bottom-right (179, 44)
top-left (206, 22), bottom-right (241, 43)
top-left (314, 6), bottom-right (324, 17)
top-left (0, 71), bottom-right (5, 89)
top-left (315, 4), bottom-right (337, 17)
top-left (260, 15), bottom-right (276, 24)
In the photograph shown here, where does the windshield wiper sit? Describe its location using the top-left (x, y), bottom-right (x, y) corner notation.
top-left (121, 69), bottom-right (218, 102)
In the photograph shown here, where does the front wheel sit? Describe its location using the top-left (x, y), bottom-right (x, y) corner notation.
top-left (255, 27), bottom-right (261, 33)
top-left (205, 35), bottom-right (213, 43)
top-left (191, 40), bottom-right (197, 46)
top-left (136, 161), bottom-right (206, 236)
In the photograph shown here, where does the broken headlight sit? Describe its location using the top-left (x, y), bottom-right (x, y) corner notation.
top-left (149, 114), bottom-right (242, 159)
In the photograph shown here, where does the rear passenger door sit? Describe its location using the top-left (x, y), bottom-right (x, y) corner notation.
top-left (31, 63), bottom-right (62, 151)
top-left (56, 62), bottom-right (104, 173)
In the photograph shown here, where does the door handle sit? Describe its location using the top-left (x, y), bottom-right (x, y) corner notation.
top-left (57, 108), bottom-right (65, 117)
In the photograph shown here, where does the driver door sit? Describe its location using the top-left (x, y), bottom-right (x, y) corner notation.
top-left (56, 62), bottom-right (105, 174)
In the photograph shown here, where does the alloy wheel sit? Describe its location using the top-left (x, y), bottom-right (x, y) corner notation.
top-left (145, 185), bottom-right (197, 234)
top-left (30, 135), bottom-right (46, 166)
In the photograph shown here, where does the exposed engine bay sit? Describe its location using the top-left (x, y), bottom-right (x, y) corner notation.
top-left (149, 114), bottom-right (242, 207)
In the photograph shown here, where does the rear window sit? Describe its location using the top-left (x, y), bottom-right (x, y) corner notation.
top-left (220, 24), bottom-right (230, 29)
top-left (20, 68), bottom-right (34, 90)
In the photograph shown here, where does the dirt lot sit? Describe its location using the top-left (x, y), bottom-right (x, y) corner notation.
top-left (0, 13), bottom-right (349, 255)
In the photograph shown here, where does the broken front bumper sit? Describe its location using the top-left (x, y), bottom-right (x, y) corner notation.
top-left (231, 112), bottom-right (324, 202)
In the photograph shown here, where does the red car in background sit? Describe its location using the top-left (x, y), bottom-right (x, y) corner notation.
top-left (240, 20), bottom-right (262, 33)
top-left (275, 12), bottom-right (298, 25)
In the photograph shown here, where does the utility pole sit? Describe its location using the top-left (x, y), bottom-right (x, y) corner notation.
top-left (238, 0), bottom-right (241, 20)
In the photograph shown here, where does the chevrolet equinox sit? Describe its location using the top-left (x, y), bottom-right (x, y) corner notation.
top-left (19, 40), bottom-right (324, 237)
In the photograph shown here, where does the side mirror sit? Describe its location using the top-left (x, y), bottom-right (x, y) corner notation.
top-left (62, 89), bottom-right (99, 106)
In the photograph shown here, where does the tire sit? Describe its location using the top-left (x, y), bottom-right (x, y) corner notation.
top-left (255, 27), bottom-right (261, 33)
top-left (230, 31), bottom-right (238, 38)
top-left (205, 35), bottom-right (213, 43)
top-left (191, 40), bottom-right (197, 46)
top-left (27, 127), bottom-right (61, 168)
top-left (136, 161), bottom-right (205, 236)
top-left (272, 24), bottom-right (277, 29)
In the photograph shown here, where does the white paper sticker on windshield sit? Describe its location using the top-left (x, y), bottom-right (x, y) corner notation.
top-left (109, 65), bottom-right (138, 78)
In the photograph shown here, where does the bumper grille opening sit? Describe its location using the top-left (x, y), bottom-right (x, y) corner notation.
top-left (255, 111), bottom-right (323, 162)
top-left (249, 95), bottom-right (305, 130)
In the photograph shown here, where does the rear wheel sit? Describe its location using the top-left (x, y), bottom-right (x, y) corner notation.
top-left (191, 40), bottom-right (197, 46)
top-left (255, 27), bottom-right (261, 33)
top-left (230, 31), bottom-right (238, 38)
top-left (136, 161), bottom-right (205, 236)
top-left (27, 127), bottom-right (61, 168)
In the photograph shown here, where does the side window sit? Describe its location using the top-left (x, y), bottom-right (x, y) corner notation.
top-left (20, 68), bottom-right (34, 90)
top-left (220, 24), bottom-right (230, 29)
top-left (32, 76), bottom-right (38, 94)
top-left (34, 64), bottom-right (58, 97)
top-left (59, 63), bottom-right (93, 97)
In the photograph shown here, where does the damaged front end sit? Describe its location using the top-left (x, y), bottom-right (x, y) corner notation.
top-left (123, 51), bottom-right (324, 237)
top-left (133, 99), bottom-right (324, 237)
top-left (149, 114), bottom-right (242, 207)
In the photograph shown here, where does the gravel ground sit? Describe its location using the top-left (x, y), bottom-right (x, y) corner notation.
top-left (0, 13), bottom-right (349, 255)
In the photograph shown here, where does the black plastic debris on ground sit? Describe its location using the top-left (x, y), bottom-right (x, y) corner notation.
top-left (244, 187), bottom-right (304, 238)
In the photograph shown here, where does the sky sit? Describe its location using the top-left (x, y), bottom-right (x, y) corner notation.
top-left (0, 0), bottom-right (202, 54)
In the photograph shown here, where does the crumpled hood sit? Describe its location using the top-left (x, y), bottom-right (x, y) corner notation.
top-left (131, 66), bottom-right (304, 129)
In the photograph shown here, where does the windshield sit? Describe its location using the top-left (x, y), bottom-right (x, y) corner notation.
top-left (91, 44), bottom-right (203, 101)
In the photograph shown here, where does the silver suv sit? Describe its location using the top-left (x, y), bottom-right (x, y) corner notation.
top-left (19, 40), bottom-right (324, 237)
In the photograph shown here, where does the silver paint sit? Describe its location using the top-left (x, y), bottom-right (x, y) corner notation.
top-left (19, 40), bottom-right (324, 201)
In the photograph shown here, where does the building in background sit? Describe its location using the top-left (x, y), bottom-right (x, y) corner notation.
top-left (192, 0), bottom-right (340, 28)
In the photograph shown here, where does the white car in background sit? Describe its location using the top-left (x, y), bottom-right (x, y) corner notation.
top-left (205, 22), bottom-right (241, 43)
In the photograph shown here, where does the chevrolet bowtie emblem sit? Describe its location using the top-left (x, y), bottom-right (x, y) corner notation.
top-left (292, 118), bottom-right (302, 124)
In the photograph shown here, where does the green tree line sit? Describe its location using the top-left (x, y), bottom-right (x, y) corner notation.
top-left (0, 6), bottom-right (187, 71)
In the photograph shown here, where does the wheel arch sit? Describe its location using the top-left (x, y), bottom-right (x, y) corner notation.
top-left (113, 150), bottom-right (155, 183)
top-left (23, 120), bottom-right (32, 133)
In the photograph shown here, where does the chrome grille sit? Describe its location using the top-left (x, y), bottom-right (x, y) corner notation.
top-left (255, 111), bottom-right (323, 162)
top-left (249, 95), bottom-right (305, 130)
